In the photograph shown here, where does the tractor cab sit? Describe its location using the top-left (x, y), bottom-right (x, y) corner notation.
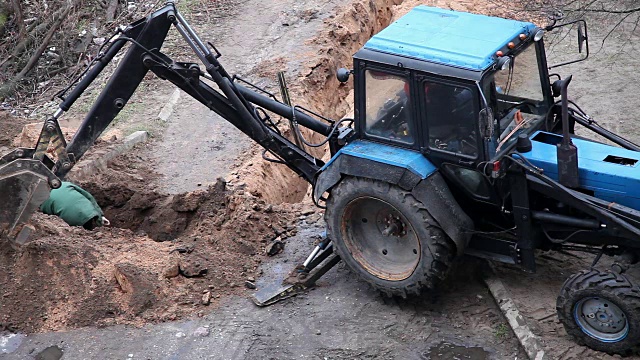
top-left (348, 6), bottom-right (555, 165)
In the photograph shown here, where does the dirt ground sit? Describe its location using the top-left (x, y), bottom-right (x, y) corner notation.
top-left (0, 117), bottom-right (302, 333)
top-left (0, 111), bottom-right (30, 152)
top-left (0, 0), bottom-right (395, 337)
top-left (3, 0), bottom-right (640, 359)
top-left (493, 253), bottom-right (632, 360)
top-left (4, 224), bottom-right (526, 360)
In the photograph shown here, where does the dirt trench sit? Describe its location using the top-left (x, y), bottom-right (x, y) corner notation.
top-left (231, 0), bottom-right (530, 205)
top-left (219, 0), bottom-right (402, 205)
top-left (0, 0), bottom-right (406, 334)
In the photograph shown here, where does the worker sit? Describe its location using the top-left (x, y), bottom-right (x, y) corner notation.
top-left (40, 181), bottom-right (109, 230)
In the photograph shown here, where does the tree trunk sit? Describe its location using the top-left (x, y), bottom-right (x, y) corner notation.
top-left (10, 0), bottom-right (25, 40)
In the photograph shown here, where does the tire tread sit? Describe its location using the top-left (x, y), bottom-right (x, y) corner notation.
top-left (557, 268), bottom-right (640, 355)
top-left (326, 176), bottom-right (455, 298)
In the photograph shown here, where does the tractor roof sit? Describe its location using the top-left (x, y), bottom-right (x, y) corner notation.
top-left (364, 6), bottom-right (537, 71)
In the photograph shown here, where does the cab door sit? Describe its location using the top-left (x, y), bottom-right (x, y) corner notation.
top-left (417, 76), bottom-right (499, 205)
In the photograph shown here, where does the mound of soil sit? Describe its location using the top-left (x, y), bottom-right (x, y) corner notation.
top-left (0, 111), bottom-right (31, 150)
top-left (0, 152), bottom-right (304, 333)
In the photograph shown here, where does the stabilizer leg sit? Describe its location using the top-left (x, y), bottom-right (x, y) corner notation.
top-left (252, 242), bottom-right (340, 307)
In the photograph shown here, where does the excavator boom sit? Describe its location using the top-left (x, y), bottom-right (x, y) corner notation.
top-left (0, 2), bottom-right (348, 245)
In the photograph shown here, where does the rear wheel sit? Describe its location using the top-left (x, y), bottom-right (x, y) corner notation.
top-left (325, 177), bottom-right (455, 297)
top-left (557, 269), bottom-right (640, 355)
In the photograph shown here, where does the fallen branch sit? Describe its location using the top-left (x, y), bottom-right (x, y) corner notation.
top-left (0, 55), bottom-right (12, 69)
top-left (106, 0), bottom-right (119, 22)
top-left (1, 5), bottom-right (70, 73)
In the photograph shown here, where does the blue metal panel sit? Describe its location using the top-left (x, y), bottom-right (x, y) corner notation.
top-left (520, 131), bottom-right (640, 211)
top-left (364, 6), bottom-right (536, 71)
top-left (322, 140), bottom-right (436, 179)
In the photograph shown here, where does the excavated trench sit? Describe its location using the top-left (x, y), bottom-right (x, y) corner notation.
top-left (0, 0), bottom-right (404, 334)
top-left (224, 0), bottom-right (402, 205)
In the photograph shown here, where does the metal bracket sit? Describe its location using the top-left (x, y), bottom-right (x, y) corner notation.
top-left (33, 118), bottom-right (74, 174)
top-left (173, 62), bottom-right (201, 82)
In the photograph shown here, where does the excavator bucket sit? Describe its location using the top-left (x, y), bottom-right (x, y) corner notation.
top-left (0, 149), bottom-right (58, 246)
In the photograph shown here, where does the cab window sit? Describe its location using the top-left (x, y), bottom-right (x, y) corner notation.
top-left (494, 44), bottom-right (544, 102)
top-left (364, 70), bottom-right (414, 144)
top-left (425, 81), bottom-right (477, 157)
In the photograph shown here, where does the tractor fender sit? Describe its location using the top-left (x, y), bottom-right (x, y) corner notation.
top-left (315, 141), bottom-right (473, 255)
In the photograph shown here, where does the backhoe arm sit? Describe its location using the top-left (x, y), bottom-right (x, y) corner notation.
top-left (0, 2), bottom-right (344, 244)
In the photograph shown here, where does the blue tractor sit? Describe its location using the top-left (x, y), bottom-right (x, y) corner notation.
top-left (2, 3), bottom-right (640, 354)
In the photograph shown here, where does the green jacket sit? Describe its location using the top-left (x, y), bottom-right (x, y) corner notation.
top-left (40, 182), bottom-right (104, 227)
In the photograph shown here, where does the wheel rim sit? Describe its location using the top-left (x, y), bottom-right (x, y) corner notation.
top-left (573, 297), bottom-right (629, 342)
top-left (340, 196), bottom-right (420, 281)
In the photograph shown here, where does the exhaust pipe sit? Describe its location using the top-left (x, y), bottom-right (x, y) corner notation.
top-left (556, 75), bottom-right (579, 188)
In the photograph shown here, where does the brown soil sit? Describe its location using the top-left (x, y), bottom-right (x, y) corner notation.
top-left (0, 111), bottom-right (30, 149)
top-left (0, 140), bottom-right (304, 333)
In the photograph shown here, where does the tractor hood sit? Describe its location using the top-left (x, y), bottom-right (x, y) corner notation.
top-left (520, 131), bottom-right (640, 211)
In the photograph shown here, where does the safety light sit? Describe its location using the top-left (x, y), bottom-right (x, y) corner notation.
top-left (508, 42), bottom-right (515, 49)
top-left (519, 34), bottom-right (527, 40)
top-left (496, 50), bottom-right (504, 57)
top-left (491, 160), bottom-right (501, 178)
top-left (534, 29), bottom-right (545, 42)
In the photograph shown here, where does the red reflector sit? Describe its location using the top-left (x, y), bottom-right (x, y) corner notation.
top-left (493, 161), bottom-right (501, 172)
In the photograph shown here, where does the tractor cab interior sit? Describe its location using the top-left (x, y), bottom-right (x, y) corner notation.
top-left (364, 70), bottom-right (414, 144)
top-left (424, 81), bottom-right (477, 157)
top-left (363, 69), bottom-right (477, 157)
top-left (483, 43), bottom-right (551, 154)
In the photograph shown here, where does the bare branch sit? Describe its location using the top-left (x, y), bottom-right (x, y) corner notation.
top-left (0, 4), bottom-right (74, 99)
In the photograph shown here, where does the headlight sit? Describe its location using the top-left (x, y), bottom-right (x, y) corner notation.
top-left (497, 56), bottom-right (511, 71)
top-left (534, 29), bottom-right (545, 42)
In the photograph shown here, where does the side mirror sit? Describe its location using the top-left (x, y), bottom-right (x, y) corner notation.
top-left (578, 22), bottom-right (586, 53)
top-left (479, 108), bottom-right (494, 138)
top-left (336, 68), bottom-right (351, 83)
top-left (548, 19), bottom-right (589, 69)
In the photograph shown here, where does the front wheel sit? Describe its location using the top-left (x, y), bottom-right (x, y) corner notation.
top-left (325, 177), bottom-right (455, 297)
top-left (557, 269), bottom-right (640, 355)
